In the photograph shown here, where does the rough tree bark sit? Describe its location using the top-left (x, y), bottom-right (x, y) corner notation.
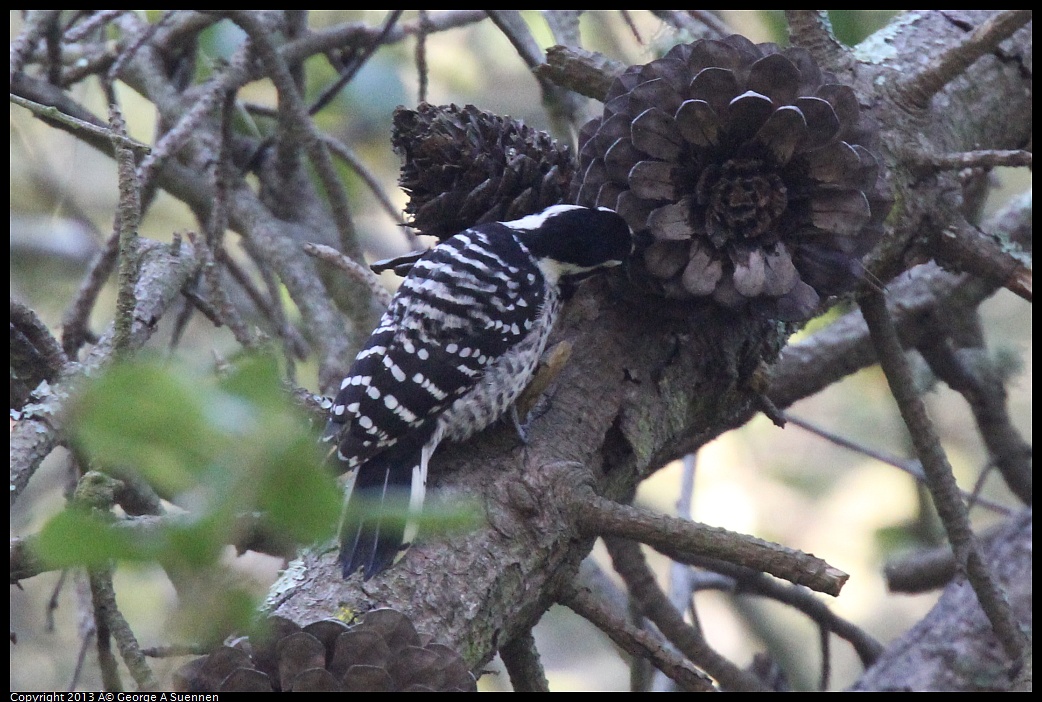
top-left (267, 10), bottom-right (1032, 690)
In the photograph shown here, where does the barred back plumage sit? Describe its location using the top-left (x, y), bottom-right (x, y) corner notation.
top-left (324, 205), bottom-right (632, 579)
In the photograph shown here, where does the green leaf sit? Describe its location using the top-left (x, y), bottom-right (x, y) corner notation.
top-left (253, 432), bottom-right (342, 543)
top-left (64, 353), bottom-right (343, 569)
top-left (35, 509), bottom-right (159, 568)
top-left (69, 359), bottom-right (224, 494)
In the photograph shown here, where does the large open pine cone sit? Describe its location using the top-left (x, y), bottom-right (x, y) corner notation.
top-left (574, 35), bottom-right (891, 321)
top-left (173, 609), bottom-right (476, 692)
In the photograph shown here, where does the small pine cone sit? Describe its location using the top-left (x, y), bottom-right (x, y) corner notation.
top-left (172, 610), bottom-right (476, 692)
top-left (574, 35), bottom-right (892, 321)
top-left (393, 103), bottom-right (575, 240)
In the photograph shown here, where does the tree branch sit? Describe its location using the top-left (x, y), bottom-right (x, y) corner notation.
top-left (859, 288), bottom-right (1027, 662)
top-left (499, 629), bottom-right (550, 692)
top-left (604, 536), bottom-right (771, 691)
top-left (10, 238), bottom-right (203, 507)
top-left (558, 584), bottom-right (716, 692)
top-left (573, 484), bottom-right (848, 596)
top-left (853, 509), bottom-right (1032, 691)
top-left (894, 9), bottom-right (1033, 110)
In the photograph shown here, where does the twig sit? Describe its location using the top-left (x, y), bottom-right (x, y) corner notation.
top-left (414, 10), bottom-right (431, 104)
top-left (284, 11), bottom-right (307, 93)
top-left (853, 509), bottom-right (1032, 691)
top-left (696, 565), bottom-right (885, 668)
top-left (859, 287), bottom-right (1027, 661)
top-left (321, 134), bottom-right (409, 227)
top-left (541, 10), bottom-right (582, 48)
top-left (895, 10), bottom-right (1033, 110)
top-left (89, 565), bottom-right (158, 690)
top-left (168, 270), bottom-right (200, 351)
top-left (610, 11), bottom-right (640, 46)
top-left (9, 537), bottom-right (46, 585)
top-left (650, 453), bottom-right (700, 692)
top-left (675, 464), bottom-right (700, 570)
top-left (486, 10), bottom-right (586, 142)
top-left (140, 643), bottom-right (210, 658)
top-left (303, 242), bottom-right (393, 309)
top-left (9, 93), bottom-right (151, 155)
top-left (177, 288), bottom-right (220, 329)
top-left (216, 248), bottom-right (275, 320)
top-left (499, 629), bottom-right (550, 692)
top-left (218, 245), bottom-right (308, 360)
top-left (198, 19), bottom-right (382, 380)
top-left (930, 216), bottom-right (1031, 302)
top-left (58, 42), bottom-right (120, 87)
top-left (222, 11), bottom-right (362, 261)
top-left (884, 543), bottom-right (958, 594)
top-left (915, 321), bottom-right (1032, 505)
top-left (135, 45), bottom-right (251, 196)
top-left (307, 10), bottom-right (403, 116)
top-left (605, 537), bottom-right (770, 691)
top-left (558, 584), bottom-right (716, 692)
top-left (650, 10), bottom-right (730, 39)
top-left (782, 412), bottom-right (1014, 515)
top-left (62, 10), bottom-right (129, 43)
top-left (90, 570), bottom-right (124, 691)
top-left (570, 483), bottom-right (848, 596)
top-left (536, 45), bottom-right (626, 102)
top-left (913, 148), bottom-right (1032, 171)
top-left (68, 624), bottom-right (96, 693)
top-left (106, 11), bottom-right (172, 86)
top-left (108, 102), bottom-right (142, 356)
top-left (194, 94), bottom-right (259, 351)
top-left (277, 10), bottom-right (488, 68)
top-left (72, 472), bottom-right (159, 691)
top-left (767, 190), bottom-right (1031, 413)
top-left (818, 625), bottom-right (831, 692)
top-left (10, 9), bottom-right (63, 78)
top-left (196, 242), bottom-right (259, 349)
top-left (46, 569), bottom-right (68, 631)
top-left (43, 9), bottom-right (63, 85)
top-left (485, 10), bottom-right (543, 70)
top-left (10, 299), bottom-right (69, 380)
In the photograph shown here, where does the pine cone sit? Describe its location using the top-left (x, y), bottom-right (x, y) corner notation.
top-left (393, 103), bottom-right (575, 240)
top-left (173, 610), bottom-right (477, 692)
top-left (574, 35), bottom-right (891, 321)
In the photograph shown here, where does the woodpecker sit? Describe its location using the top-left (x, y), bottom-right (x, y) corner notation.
top-left (323, 204), bottom-right (632, 579)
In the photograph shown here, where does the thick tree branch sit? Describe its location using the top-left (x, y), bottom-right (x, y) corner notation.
top-left (853, 509), bottom-right (1032, 691)
top-left (893, 10), bottom-right (1033, 110)
top-left (785, 10), bottom-right (855, 75)
top-left (766, 190), bottom-right (1031, 413)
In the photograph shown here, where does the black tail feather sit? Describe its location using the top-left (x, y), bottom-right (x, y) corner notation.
top-left (338, 452), bottom-right (423, 580)
top-left (339, 501), bottom-right (405, 580)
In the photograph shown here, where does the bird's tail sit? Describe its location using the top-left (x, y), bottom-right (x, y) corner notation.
top-left (338, 443), bottom-right (430, 580)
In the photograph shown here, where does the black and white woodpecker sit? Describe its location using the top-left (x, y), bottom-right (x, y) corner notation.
top-left (323, 204), bottom-right (632, 579)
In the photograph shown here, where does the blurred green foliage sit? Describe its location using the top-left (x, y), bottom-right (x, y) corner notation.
top-left (38, 352), bottom-right (482, 577)
top-left (40, 354), bottom-right (342, 572)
